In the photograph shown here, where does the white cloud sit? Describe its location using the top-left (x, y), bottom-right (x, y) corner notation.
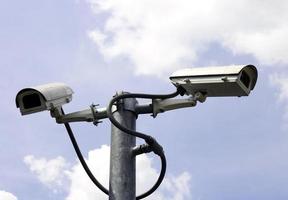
top-left (23, 155), bottom-right (69, 192)
top-left (270, 73), bottom-right (288, 121)
top-left (270, 74), bottom-right (288, 102)
top-left (65, 145), bottom-right (110, 200)
top-left (24, 145), bottom-right (192, 200)
top-left (66, 145), bottom-right (191, 200)
top-left (0, 190), bottom-right (18, 200)
top-left (136, 152), bottom-right (191, 200)
top-left (154, 172), bottom-right (191, 200)
top-left (87, 0), bottom-right (288, 76)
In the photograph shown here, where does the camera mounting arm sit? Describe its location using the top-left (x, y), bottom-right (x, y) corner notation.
top-left (52, 105), bottom-right (108, 125)
top-left (152, 92), bottom-right (207, 117)
top-left (53, 92), bottom-right (207, 124)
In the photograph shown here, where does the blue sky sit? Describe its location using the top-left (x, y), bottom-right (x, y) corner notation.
top-left (1, 0), bottom-right (288, 199)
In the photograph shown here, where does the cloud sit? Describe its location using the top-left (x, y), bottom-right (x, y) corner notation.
top-left (87, 0), bottom-right (288, 76)
top-left (65, 145), bottom-right (110, 200)
top-left (0, 191), bottom-right (18, 200)
top-left (24, 145), bottom-right (192, 200)
top-left (270, 74), bottom-right (288, 102)
top-left (270, 73), bottom-right (288, 121)
top-left (66, 145), bottom-right (191, 200)
top-left (23, 155), bottom-right (69, 192)
top-left (155, 172), bottom-right (191, 200)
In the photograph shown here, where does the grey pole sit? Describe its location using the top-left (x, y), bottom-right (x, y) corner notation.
top-left (109, 93), bottom-right (137, 200)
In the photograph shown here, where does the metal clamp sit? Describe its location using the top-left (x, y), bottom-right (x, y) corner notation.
top-left (90, 104), bottom-right (102, 126)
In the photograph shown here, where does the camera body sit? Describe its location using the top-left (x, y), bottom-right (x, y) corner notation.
top-left (170, 65), bottom-right (257, 97)
top-left (15, 83), bottom-right (73, 115)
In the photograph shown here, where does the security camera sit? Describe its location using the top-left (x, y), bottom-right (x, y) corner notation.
top-left (170, 65), bottom-right (257, 97)
top-left (15, 83), bottom-right (73, 115)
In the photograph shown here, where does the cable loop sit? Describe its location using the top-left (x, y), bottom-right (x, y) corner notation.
top-left (62, 88), bottom-right (180, 199)
top-left (106, 89), bottom-right (180, 199)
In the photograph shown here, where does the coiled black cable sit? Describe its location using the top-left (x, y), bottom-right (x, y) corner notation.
top-left (62, 88), bottom-right (181, 199)
top-left (106, 89), bottom-right (181, 199)
top-left (64, 120), bottom-right (166, 199)
top-left (107, 89), bottom-right (181, 140)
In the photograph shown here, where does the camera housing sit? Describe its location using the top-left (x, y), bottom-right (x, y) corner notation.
top-left (16, 83), bottom-right (73, 115)
top-left (170, 65), bottom-right (257, 97)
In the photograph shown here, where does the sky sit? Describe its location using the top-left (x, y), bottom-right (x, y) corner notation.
top-left (1, 0), bottom-right (288, 199)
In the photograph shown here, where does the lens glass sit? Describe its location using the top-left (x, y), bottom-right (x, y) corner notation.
top-left (23, 93), bottom-right (41, 109)
top-left (240, 71), bottom-right (250, 88)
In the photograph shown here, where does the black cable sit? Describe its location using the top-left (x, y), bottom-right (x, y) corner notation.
top-left (107, 89), bottom-right (181, 141)
top-left (62, 109), bottom-right (109, 195)
top-left (63, 115), bottom-right (165, 199)
top-left (136, 154), bottom-right (167, 199)
top-left (61, 89), bottom-right (180, 199)
top-left (106, 89), bottom-right (181, 199)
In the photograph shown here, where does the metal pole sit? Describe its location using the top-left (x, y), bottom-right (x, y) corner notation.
top-left (109, 93), bottom-right (137, 200)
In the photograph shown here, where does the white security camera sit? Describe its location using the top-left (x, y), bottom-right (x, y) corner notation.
top-left (15, 83), bottom-right (73, 115)
top-left (170, 65), bottom-right (257, 97)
